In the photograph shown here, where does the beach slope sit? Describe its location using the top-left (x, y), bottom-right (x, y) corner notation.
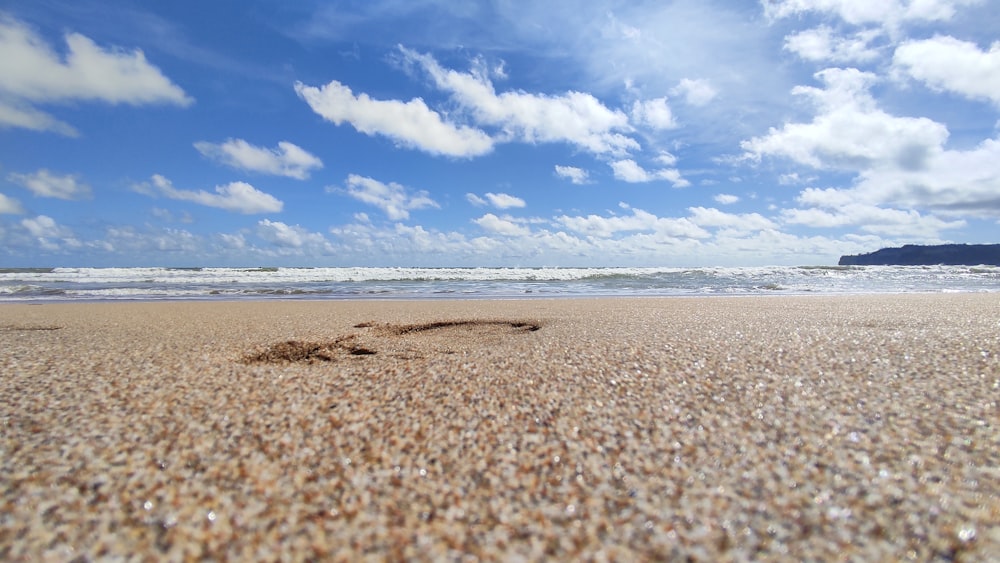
top-left (2, 295), bottom-right (998, 559)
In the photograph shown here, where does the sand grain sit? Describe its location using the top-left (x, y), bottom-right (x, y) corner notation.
top-left (1, 296), bottom-right (998, 560)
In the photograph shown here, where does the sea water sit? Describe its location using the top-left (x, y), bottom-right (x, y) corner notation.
top-left (1, 265), bottom-right (998, 301)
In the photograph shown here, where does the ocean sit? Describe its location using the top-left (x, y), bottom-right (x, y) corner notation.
top-left (1, 265), bottom-right (999, 301)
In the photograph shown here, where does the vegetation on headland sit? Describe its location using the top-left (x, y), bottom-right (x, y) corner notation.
top-left (839, 244), bottom-right (1000, 266)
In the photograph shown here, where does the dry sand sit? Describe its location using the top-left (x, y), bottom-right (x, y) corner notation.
top-left (1, 295), bottom-right (998, 560)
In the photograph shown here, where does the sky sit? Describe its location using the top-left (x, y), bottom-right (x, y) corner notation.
top-left (1, 0), bottom-right (999, 267)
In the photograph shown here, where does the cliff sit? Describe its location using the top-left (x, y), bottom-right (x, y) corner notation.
top-left (838, 244), bottom-right (1000, 266)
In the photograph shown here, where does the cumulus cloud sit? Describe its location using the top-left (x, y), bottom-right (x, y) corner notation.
top-left (399, 46), bottom-right (638, 156)
top-left (784, 26), bottom-right (883, 63)
top-left (670, 78), bottom-right (717, 106)
top-left (7, 169), bottom-right (91, 199)
top-left (854, 137), bottom-right (1000, 214)
top-left (337, 174), bottom-right (439, 220)
top-left (741, 68), bottom-right (948, 171)
top-left (630, 97), bottom-right (677, 129)
top-left (655, 151), bottom-right (678, 166)
top-left (0, 15), bottom-right (192, 135)
top-left (610, 159), bottom-right (690, 187)
top-left (194, 139), bottom-right (323, 179)
top-left (21, 214), bottom-right (61, 237)
top-left (0, 192), bottom-right (24, 214)
top-left (554, 165), bottom-right (590, 184)
top-left (19, 214), bottom-right (79, 250)
top-left (742, 66), bottom-right (1000, 216)
top-left (294, 79), bottom-right (493, 157)
top-left (256, 219), bottom-right (331, 249)
top-left (466, 192), bottom-right (525, 209)
top-left (714, 193), bottom-right (740, 205)
top-left (218, 232), bottom-right (247, 250)
top-left (142, 174), bottom-right (283, 214)
top-left (474, 213), bottom-right (532, 236)
top-left (893, 36), bottom-right (1000, 106)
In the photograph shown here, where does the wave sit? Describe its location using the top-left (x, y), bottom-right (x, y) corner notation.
top-left (0, 268), bottom-right (57, 274)
top-left (2, 265), bottom-right (998, 301)
top-left (0, 284), bottom-right (67, 296)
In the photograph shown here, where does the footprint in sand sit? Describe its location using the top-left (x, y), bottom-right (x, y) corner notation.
top-left (243, 320), bottom-right (541, 364)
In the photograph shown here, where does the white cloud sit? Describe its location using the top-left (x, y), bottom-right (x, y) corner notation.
top-left (556, 207), bottom-right (709, 239)
top-left (399, 46), bottom-right (638, 156)
top-left (742, 67), bottom-right (1000, 216)
top-left (466, 192), bottom-right (526, 209)
top-left (294, 80), bottom-right (494, 157)
top-left (554, 165), bottom-right (590, 184)
top-left (855, 136), bottom-right (1000, 214)
top-left (474, 213), bottom-right (532, 236)
top-left (687, 207), bottom-right (777, 231)
top-left (0, 15), bottom-right (192, 135)
top-left (93, 225), bottom-right (203, 256)
top-left (150, 207), bottom-right (193, 224)
top-left (0, 192), bottom-right (24, 214)
top-left (338, 174), bottom-right (439, 220)
top-left (741, 68), bottom-right (948, 171)
top-left (256, 219), bottom-right (331, 249)
top-left (329, 221), bottom-right (496, 262)
top-left (784, 26), bottom-right (882, 63)
top-left (893, 36), bottom-right (1000, 106)
top-left (297, 2), bottom-right (777, 136)
top-left (21, 215), bottom-right (58, 237)
top-left (670, 78), bottom-right (718, 106)
top-left (144, 174), bottom-right (283, 214)
top-left (486, 193), bottom-right (526, 209)
top-left (492, 60), bottom-right (508, 80)
top-left (218, 232), bottom-right (247, 250)
top-left (194, 139), bottom-right (323, 179)
top-left (655, 151), bottom-right (679, 166)
top-left (610, 159), bottom-right (651, 182)
top-left (777, 172), bottom-right (817, 185)
top-left (782, 196), bottom-right (965, 238)
top-left (610, 159), bottom-right (690, 187)
top-left (630, 97), bottom-right (677, 130)
top-left (7, 169), bottom-right (91, 199)
top-left (0, 99), bottom-right (78, 136)
top-left (527, 3), bottom-right (777, 117)
top-left (714, 193), bottom-right (740, 205)
top-left (796, 186), bottom-right (857, 208)
top-left (762, 0), bottom-right (981, 29)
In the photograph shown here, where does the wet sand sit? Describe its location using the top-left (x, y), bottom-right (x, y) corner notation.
top-left (1, 295), bottom-right (998, 560)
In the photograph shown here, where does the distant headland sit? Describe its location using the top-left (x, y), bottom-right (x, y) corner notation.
top-left (839, 244), bottom-right (1000, 266)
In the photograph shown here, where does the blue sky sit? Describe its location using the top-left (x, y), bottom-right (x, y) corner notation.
top-left (1, 0), bottom-right (998, 267)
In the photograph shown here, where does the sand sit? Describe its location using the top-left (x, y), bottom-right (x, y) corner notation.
top-left (1, 294), bottom-right (998, 560)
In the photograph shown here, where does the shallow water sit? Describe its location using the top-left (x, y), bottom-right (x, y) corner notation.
top-left (1, 265), bottom-right (998, 301)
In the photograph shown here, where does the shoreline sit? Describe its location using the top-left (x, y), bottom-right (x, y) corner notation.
top-left (3, 286), bottom-right (998, 305)
top-left (4, 264), bottom-right (999, 303)
top-left (2, 295), bottom-right (998, 559)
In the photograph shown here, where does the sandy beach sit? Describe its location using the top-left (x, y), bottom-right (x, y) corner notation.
top-left (1, 295), bottom-right (998, 560)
